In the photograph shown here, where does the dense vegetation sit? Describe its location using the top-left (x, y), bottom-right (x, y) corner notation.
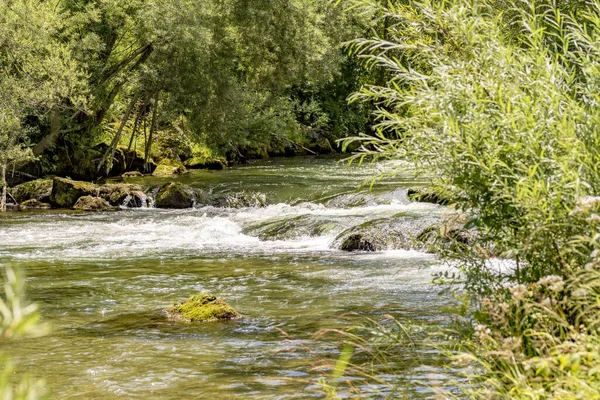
top-left (324, 0), bottom-right (600, 397)
top-left (5, 0), bottom-right (600, 397)
top-left (0, 0), bottom-right (383, 206)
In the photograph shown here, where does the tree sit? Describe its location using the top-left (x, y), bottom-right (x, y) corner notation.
top-left (0, 0), bottom-right (85, 210)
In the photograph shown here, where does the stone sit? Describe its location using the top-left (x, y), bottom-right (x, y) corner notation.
top-left (184, 157), bottom-right (227, 170)
top-left (167, 294), bottom-right (241, 322)
top-left (50, 177), bottom-right (96, 208)
top-left (153, 159), bottom-right (187, 176)
top-left (122, 171), bottom-right (143, 178)
top-left (19, 199), bottom-right (52, 210)
top-left (10, 179), bottom-right (53, 203)
top-left (155, 182), bottom-right (194, 209)
top-left (332, 216), bottom-right (438, 252)
top-left (312, 138), bottom-right (334, 154)
top-left (73, 196), bottom-right (111, 211)
top-left (97, 183), bottom-right (145, 207)
top-left (339, 233), bottom-right (376, 252)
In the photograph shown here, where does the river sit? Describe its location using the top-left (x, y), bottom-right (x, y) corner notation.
top-left (0, 157), bottom-right (455, 398)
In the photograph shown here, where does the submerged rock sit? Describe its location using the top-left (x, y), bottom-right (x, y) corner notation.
top-left (244, 215), bottom-right (337, 241)
top-left (10, 178), bottom-right (53, 204)
top-left (207, 191), bottom-right (267, 208)
top-left (167, 294), bottom-right (241, 322)
top-left (339, 233), bottom-right (376, 252)
top-left (73, 195), bottom-right (111, 211)
top-left (19, 199), bottom-right (52, 210)
top-left (50, 177), bottom-right (96, 208)
top-left (332, 216), bottom-right (438, 252)
top-left (155, 182), bottom-right (194, 208)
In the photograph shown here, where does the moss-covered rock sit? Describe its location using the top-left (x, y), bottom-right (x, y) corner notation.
top-left (73, 196), bottom-right (111, 211)
top-left (416, 222), bottom-right (478, 254)
top-left (184, 156), bottom-right (227, 170)
top-left (122, 171), bottom-right (143, 177)
top-left (19, 199), bottom-right (52, 210)
top-left (10, 179), bottom-right (53, 203)
top-left (167, 294), bottom-right (241, 322)
top-left (153, 159), bottom-right (187, 176)
top-left (98, 183), bottom-right (145, 207)
top-left (312, 138), bottom-right (334, 154)
top-left (155, 182), bottom-right (194, 208)
top-left (50, 177), bottom-right (96, 208)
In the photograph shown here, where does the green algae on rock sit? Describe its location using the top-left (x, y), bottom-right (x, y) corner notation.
top-left (153, 159), bottom-right (187, 176)
top-left (50, 177), bottom-right (96, 208)
top-left (10, 179), bottom-right (53, 203)
top-left (155, 182), bottom-right (194, 208)
top-left (167, 294), bottom-right (241, 322)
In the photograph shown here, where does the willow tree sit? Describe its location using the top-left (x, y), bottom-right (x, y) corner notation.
top-left (0, 0), bottom-right (85, 210)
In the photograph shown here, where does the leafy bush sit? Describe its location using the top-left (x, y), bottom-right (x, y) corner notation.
top-left (343, 0), bottom-right (600, 292)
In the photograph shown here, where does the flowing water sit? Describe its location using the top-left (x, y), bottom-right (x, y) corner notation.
top-left (0, 157), bottom-right (455, 398)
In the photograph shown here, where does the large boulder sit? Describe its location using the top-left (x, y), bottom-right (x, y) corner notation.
top-left (73, 196), bottom-right (111, 211)
top-left (153, 159), bottom-right (187, 176)
top-left (167, 294), bottom-right (241, 322)
top-left (184, 156), bottom-right (227, 170)
top-left (311, 138), bottom-right (334, 154)
top-left (98, 183), bottom-right (146, 207)
top-left (50, 177), bottom-right (96, 208)
top-left (10, 179), bottom-right (53, 203)
top-left (155, 182), bottom-right (194, 208)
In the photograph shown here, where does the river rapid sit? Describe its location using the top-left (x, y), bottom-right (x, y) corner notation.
top-left (0, 157), bottom-right (455, 398)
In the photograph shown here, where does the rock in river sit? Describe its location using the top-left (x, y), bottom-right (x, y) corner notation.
top-left (10, 178), bottom-right (53, 204)
top-left (73, 196), bottom-right (111, 211)
top-left (167, 294), bottom-right (241, 322)
top-left (50, 177), bottom-right (96, 208)
top-left (155, 182), bottom-right (194, 208)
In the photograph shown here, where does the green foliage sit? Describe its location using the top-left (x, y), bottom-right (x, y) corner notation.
top-left (450, 267), bottom-right (600, 399)
top-left (334, 0), bottom-right (600, 397)
top-left (342, 0), bottom-right (600, 291)
top-left (0, 0), bottom-right (85, 175)
top-left (0, 267), bottom-right (49, 399)
top-left (0, 0), bottom-right (374, 177)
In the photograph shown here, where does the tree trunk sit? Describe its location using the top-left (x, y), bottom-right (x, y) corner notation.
top-left (1, 162), bottom-right (7, 212)
top-left (98, 92), bottom-right (140, 175)
top-left (144, 93), bottom-right (160, 172)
